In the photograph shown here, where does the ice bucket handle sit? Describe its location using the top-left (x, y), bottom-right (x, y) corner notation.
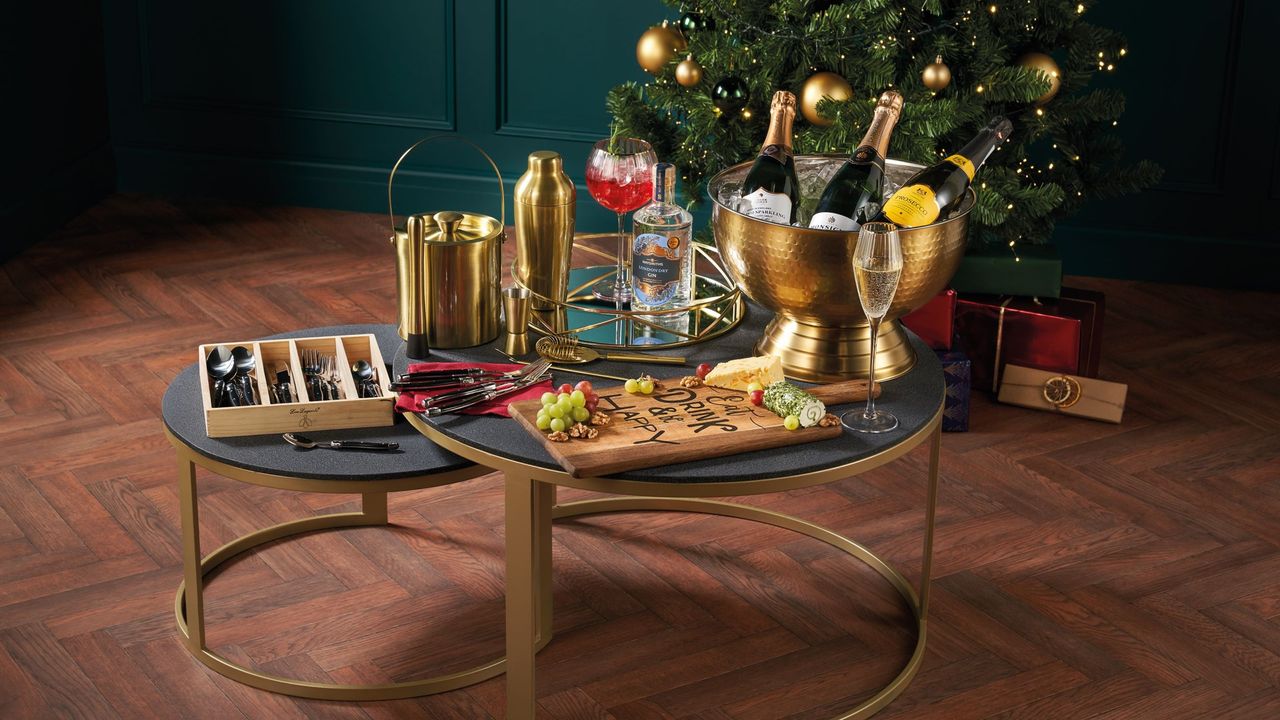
top-left (387, 135), bottom-right (505, 238)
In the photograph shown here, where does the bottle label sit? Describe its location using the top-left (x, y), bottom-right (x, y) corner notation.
top-left (632, 233), bottom-right (684, 305)
top-left (881, 184), bottom-right (941, 227)
top-left (742, 187), bottom-right (792, 225)
top-left (808, 211), bottom-right (858, 232)
top-left (944, 154), bottom-right (975, 180)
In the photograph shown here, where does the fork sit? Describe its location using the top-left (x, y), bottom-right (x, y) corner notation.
top-left (418, 366), bottom-right (553, 416)
top-left (391, 358), bottom-right (551, 393)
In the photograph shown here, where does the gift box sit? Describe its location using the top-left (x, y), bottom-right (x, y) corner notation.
top-left (937, 343), bottom-right (971, 432)
top-left (951, 243), bottom-right (1063, 298)
top-left (998, 364), bottom-right (1127, 424)
top-left (901, 288), bottom-right (956, 351)
top-left (955, 287), bottom-right (1105, 393)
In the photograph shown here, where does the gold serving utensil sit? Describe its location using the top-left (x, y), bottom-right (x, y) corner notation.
top-left (535, 335), bottom-right (685, 365)
top-left (493, 348), bottom-right (629, 382)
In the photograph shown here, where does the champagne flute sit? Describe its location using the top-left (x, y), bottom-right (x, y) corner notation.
top-left (843, 222), bottom-right (903, 434)
top-left (585, 137), bottom-right (656, 306)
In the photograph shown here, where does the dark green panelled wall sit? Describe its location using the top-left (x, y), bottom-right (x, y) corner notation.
top-left (22, 1), bottom-right (1280, 288)
top-left (2, 3), bottom-right (113, 262)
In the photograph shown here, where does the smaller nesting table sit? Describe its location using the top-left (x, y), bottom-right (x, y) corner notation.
top-left (162, 324), bottom-right (547, 701)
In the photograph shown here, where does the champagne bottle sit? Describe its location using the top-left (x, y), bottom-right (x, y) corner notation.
top-left (740, 90), bottom-right (799, 225)
top-left (878, 116), bottom-right (1014, 228)
top-left (808, 90), bottom-right (904, 232)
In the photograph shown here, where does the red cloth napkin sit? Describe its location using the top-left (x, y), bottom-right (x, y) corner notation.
top-left (394, 362), bottom-right (553, 418)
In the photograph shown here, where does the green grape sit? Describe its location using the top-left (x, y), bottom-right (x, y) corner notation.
top-left (536, 408), bottom-right (549, 422)
top-left (572, 406), bottom-right (590, 422)
top-left (547, 404), bottom-right (565, 419)
top-left (624, 378), bottom-right (640, 393)
top-left (557, 392), bottom-right (571, 404)
top-left (638, 378), bottom-right (655, 394)
top-left (550, 417), bottom-right (566, 433)
top-left (556, 398), bottom-right (573, 415)
top-left (783, 415), bottom-right (800, 431)
top-left (535, 414), bottom-right (551, 430)
top-left (540, 392), bottom-right (556, 406)
top-left (570, 390), bottom-right (587, 407)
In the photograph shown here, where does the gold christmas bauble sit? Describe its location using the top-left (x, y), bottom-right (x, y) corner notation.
top-left (636, 22), bottom-right (684, 74)
top-left (799, 71), bottom-right (853, 126)
top-left (675, 55), bottom-right (703, 87)
top-left (1016, 52), bottom-right (1062, 104)
top-left (922, 55), bottom-right (951, 91)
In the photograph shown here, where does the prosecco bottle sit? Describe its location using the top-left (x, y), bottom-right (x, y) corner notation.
top-left (878, 115), bottom-right (1014, 228)
top-left (808, 90), bottom-right (904, 232)
top-left (740, 90), bottom-right (799, 225)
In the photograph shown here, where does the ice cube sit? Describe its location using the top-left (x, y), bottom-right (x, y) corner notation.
top-left (716, 181), bottom-right (743, 211)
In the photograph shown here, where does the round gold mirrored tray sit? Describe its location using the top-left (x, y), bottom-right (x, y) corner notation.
top-left (513, 234), bottom-right (744, 350)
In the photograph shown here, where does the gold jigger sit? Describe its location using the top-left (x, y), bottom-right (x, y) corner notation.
top-left (503, 286), bottom-right (532, 357)
top-left (710, 156), bottom-right (972, 382)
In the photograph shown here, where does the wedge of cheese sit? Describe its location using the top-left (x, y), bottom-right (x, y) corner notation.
top-left (704, 355), bottom-right (785, 391)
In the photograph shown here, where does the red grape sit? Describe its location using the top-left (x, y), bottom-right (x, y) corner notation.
top-left (585, 399), bottom-right (598, 413)
top-left (574, 380), bottom-right (594, 394)
top-left (695, 362), bottom-right (712, 380)
top-left (558, 383), bottom-right (573, 395)
top-left (749, 389), bottom-right (764, 406)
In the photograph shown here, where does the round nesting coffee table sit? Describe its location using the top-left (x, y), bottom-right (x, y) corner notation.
top-left (401, 306), bottom-right (944, 720)
top-left (163, 324), bottom-right (551, 701)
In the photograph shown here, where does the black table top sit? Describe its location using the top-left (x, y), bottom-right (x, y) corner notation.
top-left (401, 304), bottom-right (944, 484)
top-left (162, 324), bottom-right (474, 481)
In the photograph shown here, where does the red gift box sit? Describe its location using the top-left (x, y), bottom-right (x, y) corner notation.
top-left (955, 287), bottom-right (1105, 393)
top-left (901, 288), bottom-right (956, 351)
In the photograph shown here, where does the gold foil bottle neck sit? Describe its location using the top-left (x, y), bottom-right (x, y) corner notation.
top-left (515, 150), bottom-right (576, 206)
top-left (875, 90), bottom-right (904, 118)
top-left (764, 91), bottom-right (797, 151)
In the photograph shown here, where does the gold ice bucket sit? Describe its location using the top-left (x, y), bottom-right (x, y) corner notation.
top-left (389, 136), bottom-right (505, 354)
top-left (710, 156), bottom-right (972, 382)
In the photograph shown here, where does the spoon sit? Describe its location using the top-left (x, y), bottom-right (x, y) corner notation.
top-left (231, 346), bottom-right (257, 405)
top-left (282, 433), bottom-right (399, 452)
top-left (351, 359), bottom-right (374, 397)
top-left (535, 335), bottom-right (685, 366)
top-left (206, 345), bottom-right (235, 407)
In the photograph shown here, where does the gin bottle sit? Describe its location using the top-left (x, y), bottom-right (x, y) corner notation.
top-left (631, 163), bottom-right (694, 314)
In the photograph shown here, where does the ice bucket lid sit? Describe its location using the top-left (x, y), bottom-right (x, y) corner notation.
top-left (418, 210), bottom-right (503, 245)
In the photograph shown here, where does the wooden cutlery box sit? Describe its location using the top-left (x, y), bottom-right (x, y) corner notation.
top-left (198, 333), bottom-right (394, 438)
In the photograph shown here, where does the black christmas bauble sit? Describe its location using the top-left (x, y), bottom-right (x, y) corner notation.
top-left (711, 76), bottom-right (750, 114)
top-left (679, 11), bottom-right (714, 35)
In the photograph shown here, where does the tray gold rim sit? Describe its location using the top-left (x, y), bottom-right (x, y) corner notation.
top-left (512, 233), bottom-right (745, 351)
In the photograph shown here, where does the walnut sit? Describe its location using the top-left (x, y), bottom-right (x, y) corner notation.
top-left (568, 423), bottom-right (598, 439)
top-left (818, 413), bottom-right (840, 428)
top-left (547, 430), bottom-right (570, 443)
top-left (679, 375), bottom-right (703, 388)
top-left (638, 373), bottom-right (662, 389)
top-left (589, 411), bottom-right (612, 426)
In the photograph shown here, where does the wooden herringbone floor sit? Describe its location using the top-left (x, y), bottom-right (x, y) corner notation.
top-left (2, 194), bottom-right (1279, 719)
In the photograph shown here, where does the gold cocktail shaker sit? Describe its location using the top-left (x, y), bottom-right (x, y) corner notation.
top-left (514, 151), bottom-right (575, 312)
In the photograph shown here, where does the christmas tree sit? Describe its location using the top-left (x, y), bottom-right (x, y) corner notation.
top-left (608, 0), bottom-right (1162, 248)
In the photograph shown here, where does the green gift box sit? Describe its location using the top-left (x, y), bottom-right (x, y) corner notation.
top-left (951, 243), bottom-right (1063, 299)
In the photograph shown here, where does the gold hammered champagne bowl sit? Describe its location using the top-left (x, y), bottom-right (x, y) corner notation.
top-left (710, 156), bottom-right (973, 382)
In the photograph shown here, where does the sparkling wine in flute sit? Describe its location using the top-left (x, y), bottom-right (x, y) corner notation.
top-left (809, 90), bottom-right (903, 232)
top-left (853, 261), bottom-right (902, 319)
top-left (878, 115), bottom-right (1014, 228)
top-left (739, 91), bottom-right (799, 225)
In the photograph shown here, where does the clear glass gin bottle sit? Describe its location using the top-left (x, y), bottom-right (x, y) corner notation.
top-left (630, 162), bottom-right (693, 316)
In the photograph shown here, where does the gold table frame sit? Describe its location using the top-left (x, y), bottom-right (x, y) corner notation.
top-left (165, 426), bottom-right (557, 701)
top-left (406, 402), bottom-right (941, 720)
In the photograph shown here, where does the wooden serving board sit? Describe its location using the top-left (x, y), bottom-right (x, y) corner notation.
top-left (509, 378), bottom-right (877, 478)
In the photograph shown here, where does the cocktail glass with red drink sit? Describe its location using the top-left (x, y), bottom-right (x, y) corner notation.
top-left (585, 137), bottom-right (656, 305)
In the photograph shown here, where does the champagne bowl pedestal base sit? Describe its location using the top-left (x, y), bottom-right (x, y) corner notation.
top-left (710, 156), bottom-right (972, 382)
